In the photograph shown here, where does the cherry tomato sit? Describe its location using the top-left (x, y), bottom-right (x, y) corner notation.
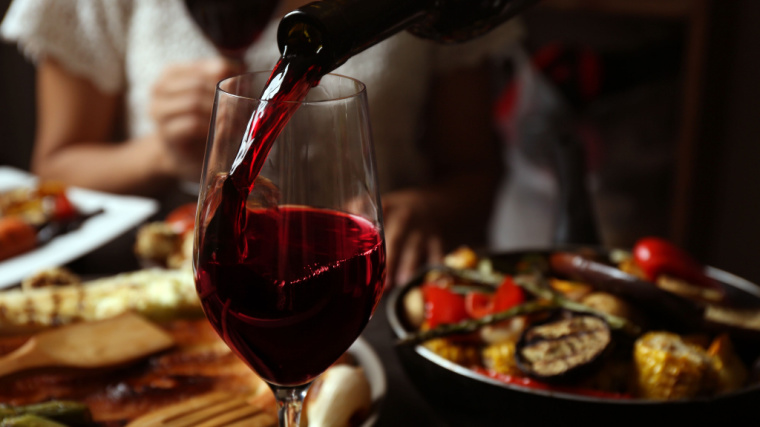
top-left (422, 284), bottom-right (469, 328)
top-left (166, 203), bottom-right (197, 234)
top-left (492, 276), bottom-right (525, 313)
top-left (52, 192), bottom-right (77, 221)
top-left (633, 236), bottom-right (717, 289)
top-left (464, 292), bottom-right (493, 319)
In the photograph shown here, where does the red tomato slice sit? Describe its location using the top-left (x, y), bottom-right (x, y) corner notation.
top-left (492, 276), bottom-right (525, 313)
top-left (166, 203), bottom-right (197, 234)
top-left (53, 193), bottom-right (77, 221)
top-left (465, 292), bottom-right (494, 319)
top-left (422, 284), bottom-right (469, 328)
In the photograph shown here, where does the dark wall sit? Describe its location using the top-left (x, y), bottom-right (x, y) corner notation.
top-left (693, 0), bottom-right (760, 283)
top-left (521, 1), bottom-right (760, 284)
top-left (0, 0), bottom-right (36, 171)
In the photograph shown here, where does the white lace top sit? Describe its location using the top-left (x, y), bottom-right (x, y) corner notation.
top-left (1, 0), bottom-right (521, 192)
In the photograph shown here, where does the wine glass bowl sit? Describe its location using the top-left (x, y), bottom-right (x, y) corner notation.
top-left (194, 71), bottom-right (385, 425)
top-left (183, 0), bottom-right (281, 59)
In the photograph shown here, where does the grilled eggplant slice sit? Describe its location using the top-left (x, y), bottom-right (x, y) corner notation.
top-left (515, 314), bottom-right (612, 382)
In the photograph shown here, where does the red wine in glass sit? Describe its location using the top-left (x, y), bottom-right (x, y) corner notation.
top-left (196, 206), bottom-right (385, 385)
top-left (184, 0), bottom-right (280, 58)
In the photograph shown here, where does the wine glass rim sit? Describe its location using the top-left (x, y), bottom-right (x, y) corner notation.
top-left (217, 70), bottom-right (367, 104)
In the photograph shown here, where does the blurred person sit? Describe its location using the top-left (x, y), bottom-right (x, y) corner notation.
top-left (0, 0), bottom-right (522, 287)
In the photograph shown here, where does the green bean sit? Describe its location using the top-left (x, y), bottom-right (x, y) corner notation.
top-left (0, 401), bottom-right (91, 426)
top-left (0, 414), bottom-right (67, 427)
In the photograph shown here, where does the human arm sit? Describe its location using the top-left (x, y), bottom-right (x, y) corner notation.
top-left (31, 57), bottom-right (242, 196)
top-left (383, 62), bottom-right (503, 287)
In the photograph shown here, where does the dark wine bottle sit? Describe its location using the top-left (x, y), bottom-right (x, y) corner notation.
top-left (277, 0), bottom-right (538, 72)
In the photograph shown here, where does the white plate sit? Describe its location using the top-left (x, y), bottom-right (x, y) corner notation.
top-left (349, 337), bottom-right (386, 427)
top-left (0, 166), bottom-right (159, 289)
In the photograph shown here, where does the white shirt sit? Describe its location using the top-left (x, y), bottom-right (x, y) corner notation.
top-left (1, 0), bottom-right (522, 193)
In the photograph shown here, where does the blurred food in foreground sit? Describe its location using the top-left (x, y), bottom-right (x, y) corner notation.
top-left (0, 317), bottom-right (372, 427)
top-left (0, 313), bottom-right (175, 380)
top-left (0, 268), bottom-right (200, 335)
top-left (399, 242), bottom-right (760, 401)
top-left (0, 308), bottom-right (372, 427)
top-left (0, 317), bottom-right (273, 425)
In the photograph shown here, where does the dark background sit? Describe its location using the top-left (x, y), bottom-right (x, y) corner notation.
top-left (2, 0), bottom-right (760, 284)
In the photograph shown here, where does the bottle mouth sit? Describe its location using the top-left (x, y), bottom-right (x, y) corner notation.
top-left (276, 1), bottom-right (428, 74)
top-left (217, 71), bottom-right (367, 105)
top-left (277, 10), bottom-right (339, 70)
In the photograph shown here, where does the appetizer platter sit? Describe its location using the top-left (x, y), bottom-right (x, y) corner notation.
top-left (388, 242), bottom-right (760, 425)
top-left (0, 167), bottom-right (158, 289)
top-left (0, 204), bottom-right (385, 427)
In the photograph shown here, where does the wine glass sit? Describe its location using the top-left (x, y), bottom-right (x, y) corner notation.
top-left (193, 71), bottom-right (386, 426)
top-left (183, 0), bottom-right (280, 60)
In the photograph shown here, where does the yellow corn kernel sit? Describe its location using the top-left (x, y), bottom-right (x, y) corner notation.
top-left (482, 341), bottom-right (521, 376)
top-left (633, 332), bottom-right (712, 400)
top-left (424, 338), bottom-right (480, 367)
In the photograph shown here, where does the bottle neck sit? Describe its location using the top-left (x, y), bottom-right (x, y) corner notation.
top-left (277, 0), bottom-right (539, 74)
top-left (277, 0), bottom-right (429, 71)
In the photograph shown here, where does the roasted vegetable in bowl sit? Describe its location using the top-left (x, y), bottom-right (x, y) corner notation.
top-left (394, 243), bottom-right (760, 403)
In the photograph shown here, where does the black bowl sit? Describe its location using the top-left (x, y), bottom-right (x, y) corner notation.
top-left (386, 248), bottom-right (760, 426)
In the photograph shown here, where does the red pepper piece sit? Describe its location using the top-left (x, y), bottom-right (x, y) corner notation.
top-left (492, 276), bottom-right (525, 313)
top-left (464, 276), bottom-right (525, 319)
top-left (464, 292), bottom-right (493, 319)
top-left (422, 284), bottom-right (469, 328)
top-left (632, 236), bottom-right (718, 289)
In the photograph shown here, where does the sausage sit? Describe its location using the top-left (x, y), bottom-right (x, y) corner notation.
top-left (0, 217), bottom-right (37, 261)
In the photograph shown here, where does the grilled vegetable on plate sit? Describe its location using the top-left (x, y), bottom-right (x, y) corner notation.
top-left (387, 242), bottom-right (760, 425)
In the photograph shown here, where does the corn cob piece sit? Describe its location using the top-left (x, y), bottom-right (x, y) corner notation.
top-left (481, 340), bottom-right (521, 376)
top-left (0, 268), bottom-right (201, 333)
top-left (423, 338), bottom-right (481, 367)
top-left (632, 331), bottom-right (713, 400)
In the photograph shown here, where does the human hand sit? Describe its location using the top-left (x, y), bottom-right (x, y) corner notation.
top-left (382, 189), bottom-right (445, 289)
top-left (149, 58), bottom-right (245, 181)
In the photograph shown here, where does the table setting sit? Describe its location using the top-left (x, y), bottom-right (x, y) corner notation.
top-left (2, 1), bottom-right (760, 426)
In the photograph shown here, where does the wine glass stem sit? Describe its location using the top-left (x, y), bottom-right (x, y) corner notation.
top-left (271, 383), bottom-right (312, 427)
